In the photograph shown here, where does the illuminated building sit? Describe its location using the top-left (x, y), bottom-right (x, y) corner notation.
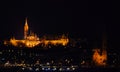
top-left (92, 32), bottom-right (107, 66)
top-left (42, 34), bottom-right (69, 46)
top-left (4, 18), bottom-right (69, 48)
top-left (93, 49), bottom-right (107, 66)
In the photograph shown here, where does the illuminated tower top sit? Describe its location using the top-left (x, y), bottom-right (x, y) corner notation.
top-left (24, 18), bottom-right (29, 39)
top-left (25, 18), bottom-right (29, 30)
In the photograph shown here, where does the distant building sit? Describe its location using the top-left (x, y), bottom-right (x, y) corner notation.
top-left (4, 18), bottom-right (69, 48)
top-left (92, 32), bottom-right (107, 66)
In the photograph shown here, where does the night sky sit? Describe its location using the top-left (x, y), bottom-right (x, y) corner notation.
top-left (0, 1), bottom-right (114, 49)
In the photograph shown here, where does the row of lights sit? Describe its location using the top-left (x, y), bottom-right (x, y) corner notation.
top-left (21, 67), bottom-right (76, 71)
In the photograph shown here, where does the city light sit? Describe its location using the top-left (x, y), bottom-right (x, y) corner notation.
top-left (4, 18), bottom-right (69, 48)
top-left (93, 49), bottom-right (107, 66)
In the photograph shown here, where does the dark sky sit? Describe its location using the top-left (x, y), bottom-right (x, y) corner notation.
top-left (0, 1), bottom-right (114, 49)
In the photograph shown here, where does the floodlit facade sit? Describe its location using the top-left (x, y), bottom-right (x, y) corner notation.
top-left (4, 18), bottom-right (69, 48)
top-left (93, 49), bottom-right (107, 66)
top-left (92, 33), bottom-right (107, 66)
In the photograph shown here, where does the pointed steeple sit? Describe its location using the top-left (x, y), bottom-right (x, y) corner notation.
top-left (25, 17), bottom-right (28, 25)
top-left (24, 17), bottom-right (29, 39)
top-left (25, 17), bottom-right (28, 28)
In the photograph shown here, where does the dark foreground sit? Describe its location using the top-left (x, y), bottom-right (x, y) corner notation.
top-left (0, 67), bottom-right (119, 72)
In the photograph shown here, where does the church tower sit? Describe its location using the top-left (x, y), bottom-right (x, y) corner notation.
top-left (92, 25), bottom-right (107, 66)
top-left (24, 18), bottom-right (29, 39)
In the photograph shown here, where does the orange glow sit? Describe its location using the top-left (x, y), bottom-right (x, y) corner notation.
top-left (10, 37), bottom-right (18, 46)
top-left (43, 38), bottom-right (69, 46)
top-left (24, 40), bottom-right (40, 48)
top-left (8, 35), bottom-right (69, 48)
top-left (4, 18), bottom-right (69, 48)
top-left (93, 49), bottom-right (107, 66)
top-left (24, 18), bottom-right (29, 39)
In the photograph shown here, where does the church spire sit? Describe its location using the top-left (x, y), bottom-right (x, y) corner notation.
top-left (24, 17), bottom-right (29, 39)
top-left (25, 17), bottom-right (28, 25)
